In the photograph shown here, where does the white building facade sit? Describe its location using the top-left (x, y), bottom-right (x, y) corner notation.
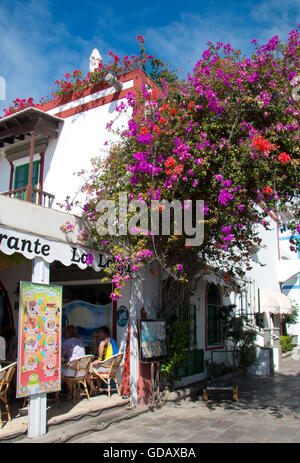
top-left (0, 66), bottom-right (298, 412)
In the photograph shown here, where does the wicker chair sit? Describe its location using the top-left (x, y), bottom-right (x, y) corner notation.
top-left (91, 353), bottom-right (123, 398)
top-left (61, 355), bottom-right (94, 404)
top-left (0, 362), bottom-right (17, 428)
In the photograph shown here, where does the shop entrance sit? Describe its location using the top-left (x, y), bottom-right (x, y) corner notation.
top-left (50, 261), bottom-right (114, 353)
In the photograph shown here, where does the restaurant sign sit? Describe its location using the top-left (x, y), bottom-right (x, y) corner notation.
top-left (17, 281), bottom-right (63, 398)
top-left (0, 225), bottom-right (111, 271)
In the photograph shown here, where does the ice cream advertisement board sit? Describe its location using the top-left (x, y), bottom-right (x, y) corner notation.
top-left (16, 281), bottom-right (62, 398)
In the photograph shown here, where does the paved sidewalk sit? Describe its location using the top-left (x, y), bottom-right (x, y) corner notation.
top-left (70, 357), bottom-right (300, 443)
top-left (0, 393), bottom-right (128, 440)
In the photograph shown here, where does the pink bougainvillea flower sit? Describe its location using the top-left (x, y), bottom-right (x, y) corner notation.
top-left (221, 234), bottom-right (234, 242)
top-left (86, 253), bottom-right (94, 265)
top-left (221, 226), bottom-right (232, 233)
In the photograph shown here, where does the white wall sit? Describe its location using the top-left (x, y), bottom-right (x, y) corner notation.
top-left (0, 151), bottom-right (11, 193)
top-left (116, 262), bottom-right (162, 355)
top-left (0, 81), bottom-right (133, 212)
top-left (43, 97), bottom-right (132, 212)
top-left (247, 218), bottom-right (281, 292)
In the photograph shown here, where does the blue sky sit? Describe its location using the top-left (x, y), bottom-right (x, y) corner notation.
top-left (0, 0), bottom-right (299, 110)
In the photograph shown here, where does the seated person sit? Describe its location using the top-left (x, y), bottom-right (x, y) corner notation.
top-left (92, 325), bottom-right (118, 364)
top-left (62, 325), bottom-right (85, 377)
top-left (90, 326), bottom-right (118, 394)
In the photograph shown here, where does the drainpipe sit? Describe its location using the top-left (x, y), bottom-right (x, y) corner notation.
top-left (105, 73), bottom-right (123, 92)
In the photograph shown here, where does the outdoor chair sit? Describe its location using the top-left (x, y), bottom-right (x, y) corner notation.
top-left (0, 362), bottom-right (17, 428)
top-left (91, 353), bottom-right (123, 398)
top-left (61, 355), bottom-right (94, 404)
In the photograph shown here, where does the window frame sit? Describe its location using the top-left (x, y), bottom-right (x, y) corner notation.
top-left (205, 283), bottom-right (224, 350)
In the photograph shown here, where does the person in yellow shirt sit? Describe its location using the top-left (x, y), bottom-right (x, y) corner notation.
top-left (89, 326), bottom-right (119, 395)
top-left (92, 325), bottom-right (118, 364)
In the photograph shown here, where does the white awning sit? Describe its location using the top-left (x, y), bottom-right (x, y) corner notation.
top-left (254, 287), bottom-right (292, 314)
top-left (0, 225), bottom-right (111, 271)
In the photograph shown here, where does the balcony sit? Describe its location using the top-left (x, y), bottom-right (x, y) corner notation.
top-left (2, 186), bottom-right (55, 208)
top-left (0, 108), bottom-right (63, 210)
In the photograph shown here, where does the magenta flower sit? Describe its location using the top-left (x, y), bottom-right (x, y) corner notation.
top-left (221, 234), bottom-right (233, 242)
top-left (221, 226), bottom-right (232, 233)
top-left (110, 292), bottom-right (122, 301)
top-left (86, 253), bottom-right (94, 265)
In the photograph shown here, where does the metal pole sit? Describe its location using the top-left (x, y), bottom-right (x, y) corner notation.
top-left (28, 257), bottom-right (49, 438)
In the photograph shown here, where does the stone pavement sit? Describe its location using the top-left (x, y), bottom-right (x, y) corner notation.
top-left (69, 357), bottom-right (300, 443)
top-left (0, 393), bottom-right (129, 440)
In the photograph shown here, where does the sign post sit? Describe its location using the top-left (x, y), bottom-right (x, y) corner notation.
top-left (29, 258), bottom-right (48, 438)
top-left (129, 275), bottom-right (143, 406)
top-left (16, 257), bottom-right (62, 438)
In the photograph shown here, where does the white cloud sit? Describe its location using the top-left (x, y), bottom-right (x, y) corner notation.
top-left (0, 0), bottom-right (110, 109)
top-left (143, 1), bottom-right (300, 73)
top-left (0, 0), bottom-right (298, 113)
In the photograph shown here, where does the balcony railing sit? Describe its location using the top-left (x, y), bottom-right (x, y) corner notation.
top-left (2, 187), bottom-right (55, 208)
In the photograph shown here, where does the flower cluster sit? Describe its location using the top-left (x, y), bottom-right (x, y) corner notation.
top-left (1, 36), bottom-right (153, 118)
top-left (3, 97), bottom-right (36, 117)
top-left (63, 29), bottom-right (300, 300)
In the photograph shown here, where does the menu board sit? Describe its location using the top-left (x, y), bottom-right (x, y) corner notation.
top-left (16, 281), bottom-right (62, 398)
top-left (140, 320), bottom-right (168, 362)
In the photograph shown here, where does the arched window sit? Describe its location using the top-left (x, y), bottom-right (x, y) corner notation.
top-left (207, 284), bottom-right (222, 346)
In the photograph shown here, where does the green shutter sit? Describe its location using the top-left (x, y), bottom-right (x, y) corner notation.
top-left (174, 349), bottom-right (204, 379)
top-left (32, 162), bottom-right (39, 187)
top-left (14, 161), bottom-right (39, 201)
top-left (190, 304), bottom-right (197, 347)
top-left (208, 304), bottom-right (222, 345)
top-left (207, 284), bottom-right (222, 346)
top-left (14, 164), bottom-right (29, 189)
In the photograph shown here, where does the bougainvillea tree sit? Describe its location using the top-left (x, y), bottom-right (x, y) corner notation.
top-left (63, 30), bottom-right (299, 304)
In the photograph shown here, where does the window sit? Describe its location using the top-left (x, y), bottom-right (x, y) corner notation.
top-left (14, 161), bottom-right (39, 190)
top-left (181, 303), bottom-right (197, 348)
top-left (189, 304), bottom-right (197, 347)
top-left (207, 284), bottom-right (222, 346)
top-left (255, 313), bottom-right (265, 329)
